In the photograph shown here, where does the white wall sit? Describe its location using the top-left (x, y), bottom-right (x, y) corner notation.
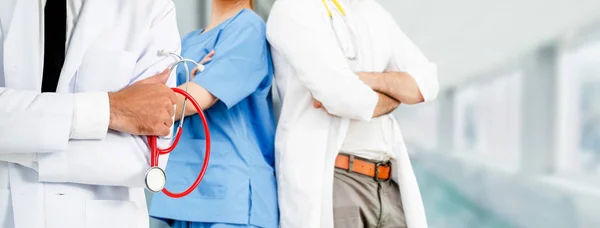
top-left (377, 0), bottom-right (600, 89)
top-left (393, 2), bottom-right (600, 225)
top-left (172, 0), bottom-right (208, 35)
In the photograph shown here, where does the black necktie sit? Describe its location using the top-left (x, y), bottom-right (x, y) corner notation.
top-left (42, 0), bottom-right (67, 93)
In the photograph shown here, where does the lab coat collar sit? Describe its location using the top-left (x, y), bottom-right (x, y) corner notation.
top-left (57, 0), bottom-right (112, 92)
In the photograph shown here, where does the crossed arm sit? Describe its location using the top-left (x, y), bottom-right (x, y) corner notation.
top-left (314, 71), bottom-right (424, 118)
top-left (358, 72), bottom-right (424, 105)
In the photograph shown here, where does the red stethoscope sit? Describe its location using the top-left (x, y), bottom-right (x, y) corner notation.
top-left (144, 50), bottom-right (211, 198)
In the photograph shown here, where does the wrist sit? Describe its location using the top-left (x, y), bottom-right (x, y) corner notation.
top-left (107, 92), bottom-right (123, 131)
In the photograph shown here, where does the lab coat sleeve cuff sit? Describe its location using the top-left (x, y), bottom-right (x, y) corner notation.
top-left (409, 63), bottom-right (439, 102)
top-left (356, 90), bottom-right (379, 121)
top-left (70, 92), bottom-right (110, 140)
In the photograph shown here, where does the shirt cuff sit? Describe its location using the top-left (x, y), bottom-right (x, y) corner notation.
top-left (70, 92), bottom-right (110, 140)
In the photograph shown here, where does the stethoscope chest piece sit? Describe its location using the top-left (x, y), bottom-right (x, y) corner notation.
top-left (145, 166), bottom-right (166, 192)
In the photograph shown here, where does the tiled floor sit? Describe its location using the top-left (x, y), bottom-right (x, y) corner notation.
top-left (414, 165), bottom-right (517, 228)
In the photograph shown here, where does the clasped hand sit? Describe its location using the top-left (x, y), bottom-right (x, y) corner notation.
top-left (107, 51), bottom-right (216, 136)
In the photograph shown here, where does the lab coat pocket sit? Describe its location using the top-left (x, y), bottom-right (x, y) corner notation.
top-left (75, 49), bottom-right (137, 93)
top-left (85, 200), bottom-right (142, 228)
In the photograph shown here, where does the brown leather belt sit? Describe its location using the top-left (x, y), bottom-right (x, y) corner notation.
top-left (335, 154), bottom-right (391, 181)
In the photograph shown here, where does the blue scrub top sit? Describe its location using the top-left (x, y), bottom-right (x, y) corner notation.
top-left (150, 9), bottom-right (278, 228)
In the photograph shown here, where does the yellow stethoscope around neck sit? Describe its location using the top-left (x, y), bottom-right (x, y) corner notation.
top-left (321, 0), bottom-right (357, 61)
top-left (321, 0), bottom-right (346, 17)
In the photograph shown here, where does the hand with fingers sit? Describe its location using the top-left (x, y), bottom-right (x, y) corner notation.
top-left (190, 50), bottom-right (215, 79)
top-left (107, 69), bottom-right (177, 136)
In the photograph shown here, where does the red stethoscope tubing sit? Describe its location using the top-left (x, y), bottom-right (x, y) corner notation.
top-left (148, 87), bottom-right (211, 198)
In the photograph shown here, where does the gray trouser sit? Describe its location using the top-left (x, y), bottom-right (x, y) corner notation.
top-left (333, 168), bottom-right (407, 228)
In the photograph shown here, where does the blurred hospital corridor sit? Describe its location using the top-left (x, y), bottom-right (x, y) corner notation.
top-left (144, 0), bottom-right (600, 227)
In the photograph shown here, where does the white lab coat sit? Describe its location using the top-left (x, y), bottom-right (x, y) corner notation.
top-left (0, 0), bottom-right (180, 227)
top-left (267, 0), bottom-right (439, 227)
